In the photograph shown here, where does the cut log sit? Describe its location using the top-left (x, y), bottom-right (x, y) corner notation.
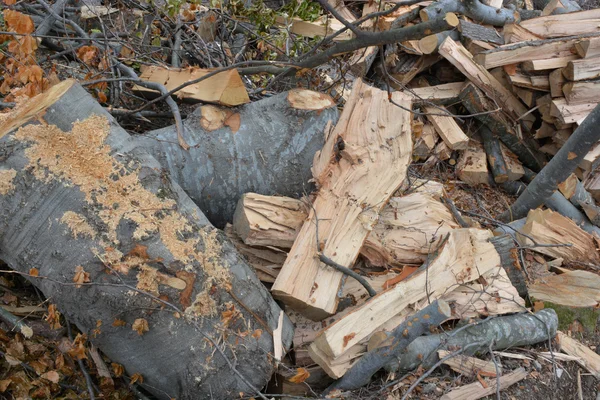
top-left (434, 140), bottom-right (453, 161)
top-left (581, 141), bottom-right (600, 173)
top-left (501, 144), bottom-right (525, 181)
top-left (583, 169), bottom-right (600, 201)
top-left (575, 37), bottom-right (600, 58)
top-left (459, 20), bottom-right (505, 46)
top-left (134, 66), bottom-right (250, 106)
top-left (456, 143), bottom-right (490, 185)
top-left (465, 39), bottom-right (497, 55)
top-left (272, 80), bottom-right (413, 320)
top-left (0, 80), bottom-right (292, 400)
top-left (550, 68), bottom-right (567, 97)
top-left (385, 53), bottom-right (441, 88)
top-left (529, 270), bottom-right (600, 308)
top-left (518, 208), bottom-right (600, 263)
top-left (480, 124), bottom-right (509, 183)
top-left (310, 228), bottom-right (500, 360)
top-left (438, 38), bottom-right (536, 129)
top-left (563, 80), bottom-right (600, 104)
top-left (438, 351), bottom-right (499, 377)
top-left (233, 193), bottom-right (306, 248)
top-left (522, 55), bottom-right (579, 71)
top-left (474, 33), bottom-right (600, 69)
top-left (520, 9), bottom-right (600, 38)
top-left (274, 15), bottom-right (353, 41)
top-left (348, 2), bottom-right (379, 77)
top-left (490, 234), bottom-right (528, 299)
top-left (418, 30), bottom-right (460, 54)
top-left (135, 88), bottom-right (338, 228)
top-left (423, 106), bottom-right (469, 150)
top-left (550, 98), bottom-right (597, 124)
top-left (557, 331), bottom-right (600, 378)
top-left (503, 23), bottom-right (544, 44)
top-left (414, 123), bottom-right (439, 159)
top-left (409, 82), bottom-right (466, 105)
top-left (563, 57), bottom-right (600, 81)
top-left (419, 0), bottom-right (518, 26)
top-left (507, 70), bottom-right (551, 91)
top-left (441, 368), bottom-right (528, 400)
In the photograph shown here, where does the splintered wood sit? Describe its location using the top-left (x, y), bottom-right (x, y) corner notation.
top-left (271, 79), bottom-right (413, 320)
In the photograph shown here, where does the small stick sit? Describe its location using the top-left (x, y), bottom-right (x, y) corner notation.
top-left (318, 253), bottom-right (376, 297)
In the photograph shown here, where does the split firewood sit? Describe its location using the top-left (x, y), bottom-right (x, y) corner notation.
top-left (522, 55), bottom-right (578, 71)
top-left (414, 123), bottom-right (439, 159)
top-left (563, 57), bottom-right (600, 81)
top-left (438, 351), bottom-right (500, 377)
top-left (557, 331), bottom-right (600, 378)
top-left (480, 125), bottom-right (509, 183)
top-left (347, 2), bottom-right (379, 77)
top-left (459, 20), bottom-right (504, 46)
top-left (456, 143), bottom-right (490, 185)
top-left (507, 70), bottom-right (551, 91)
top-left (575, 37), bottom-right (600, 58)
top-left (550, 98), bottom-right (597, 124)
top-left (271, 80), bottom-right (413, 320)
top-left (441, 368), bottom-right (528, 400)
top-left (563, 81), bottom-right (600, 105)
top-left (423, 106), bottom-right (469, 150)
top-left (135, 88), bottom-right (338, 227)
top-left (519, 9), bottom-right (600, 38)
top-left (0, 80), bottom-right (292, 400)
top-left (529, 270), bottom-right (600, 309)
top-left (274, 15), bottom-right (353, 41)
top-left (418, 30), bottom-right (460, 54)
top-left (489, 234), bottom-right (529, 299)
top-left (584, 169), bottom-right (600, 201)
top-left (549, 68), bottom-right (567, 97)
top-left (503, 23), bottom-right (543, 44)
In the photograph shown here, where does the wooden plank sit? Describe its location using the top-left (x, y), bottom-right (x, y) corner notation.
top-left (549, 68), bottom-right (566, 97)
top-left (271, 80), bottom-right (413, 320)
top-left (438, 38), bottom-right (534, 128)
top-left (520, 9), bottom-right (600, 38)
top-left (474, 34), bottom-right (600, 69)
top-left (424, 106), bottom-right (469, 150)
top-left (557, 332), bottom-right (600, 378)
top-left (522, 55), bottom-right (579, 71)
top-left (503, 24), bottom-right (543, 44)
top-left (310, 228), bottom-right (500, 359)
top-left (563, 57), bottom-right (600, 81)
top-left (456, 144), bottom-right (489, 185)
top-left (550, 98), bottom-right (597, 124)
top-left (440, 368), bottom-right (528, 400)
top-left (563, 80), bottom-right (600, 104)
top-left (575, 37), bottom-right (600, 58)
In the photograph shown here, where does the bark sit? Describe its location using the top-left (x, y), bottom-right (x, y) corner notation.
top-left (135, 90), bottom-right (339, 228)
top-left (480, 125), bottom-right (509, 183)
top-left (385, 309), bottom-right (558, 372)
top-left (459, 20), bottom-right (505, 45)
top-left (420, 0), bottom-right (519, 26)
top-left (500, 103), bottom-right (600, 222)
top-left (326, 300), bottom-right (452, 392)
top-left (0, 80), bottom-right (293, 400)
top-left (460, 83), bottom-right (546, 171)
top-left (490, 235), bottom-right (528, 299)
top-left (35, 0), bottom-right (69, 36)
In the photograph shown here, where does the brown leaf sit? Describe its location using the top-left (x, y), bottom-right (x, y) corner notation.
top-left (41, 371), bottom-right (60, 383)
top-left (4, 10), bottom-right (34, 34)
top-left (288, 368), bottom-right (310, 384)
top-left (73, 265), bottom-right (91, 288)
top-left (567, 152), bottom-right (577, 160)
top-left (29, 268), bottom-right (39, 277)
top-left (251, 329), bottom-right (262, 339)
top-left (176, 270), bottom-right (196, 308)
top-left (127, 244), bottom-right (150, 259)
top-left (68, 334), bottom-right (88, 360)
top-left (132, 318), bottom-right (149, 336)
top-left (111, 363), bottom-right (124, 377)
top-left (0, 379), bottom-right (10, 392)
top-left (44, 304), bottom-right (62, 329)
top-left (3, 0), bottom-right (17, 5)
top-left (129, 373), bottom-right (143, 385)
top-left (112, 318), bottom-right (127, 327)
top-left (97, 91), bottom-right (108, 103)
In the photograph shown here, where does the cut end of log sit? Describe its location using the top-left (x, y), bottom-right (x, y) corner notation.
top-left (419, 35), bottom-right (442, 55)
top-left (444, 13), bottom-right (460, 28)
top-left (437, 299), bottom-right (452, 319)
top-left (0, 79), bottom-right (76, 139)
top-left (287, 89), bottom-right (336, 111)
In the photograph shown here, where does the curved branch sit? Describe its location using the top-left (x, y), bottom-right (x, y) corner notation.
top-left (421, 0), bottom-right (519, 26)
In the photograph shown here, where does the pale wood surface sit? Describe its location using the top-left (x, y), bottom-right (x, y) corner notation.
top-left (440, 368), bottom-right (527, 400)
top-left (576, 37), bottom-right (600, 58)
top-left (456, 144), bottom-right (489, 185)
top-left (520, 9), bottom-right (600, 38)
top-left (529, 270), bottom-right (600, 308)
top-left (438, 351), bottom-right (499, 377)
top-left (424, 106), bottom-right (469, 150)
top-left (563, 57), bottom-right (600, 81)
top-left (522, 55), bottom-right (579, 71)
top-left (550, 98), bottom-right (597, 124)
top-left (563, 80), bottom-right (600, 104)
top-left (557, 331), bottom-right (600, 378)
top-left (409, 82), bottom-right (466, 104)
top-left (550, 68), bottom-right (566, 97)
top-left (503, 23), bottom-right (543, 43)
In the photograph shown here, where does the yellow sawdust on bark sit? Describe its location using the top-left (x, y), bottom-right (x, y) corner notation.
top-left (188, 289), bottom-right (217, 317)
top-left (15, 115), bottom-right (231, 316)
top-left (60, 211), bottom-right (96, 238)
top-left (136, 264), bottom-right (160, 295)
top-left (0, 169), bottom-right (17, 195)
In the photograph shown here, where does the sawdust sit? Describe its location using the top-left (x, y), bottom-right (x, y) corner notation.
top-left (136, 264), bottom-right (160, 295)
top-left (15, 115), bottom-right (231, 316)
top-left (0, 169), bottom-right (17, 195)
top-left (60, 211), bottom-right (96, 238)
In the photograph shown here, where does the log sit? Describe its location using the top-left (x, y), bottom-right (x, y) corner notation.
top-left (459, 20), bottom-right (505, 46)
top-left (310, 228), bottom-right (501, 361)
top-left (514, 86), bottom-right (538, 107)
top-left (385, 309), bottom-right (558, 372)
top-left (489, 234), bottom-right (528, 300)
top-left (500, 103), bottom-right (600, 221)
top-left (384, 53), bottom-right (441, 88)
top-left (503, 23), bottom-right (544, 44)
top-left (519, 9), bottom-right (600, 38)
top-left (459, 83), bottom-right (546, 171)
top-left (438, 38), bottom-right (536, 130)
top-left (438, 350), bottom-right (499, 377)
top-left (135, 88), bottom-right (338, 228)
top-left (522, 55), bottom-right (579, 71)
top-left (557, 331), bottom-right (600, 378)
top-left (441, 368), bottom-right (528, 400)
top-left (474, 33), bottom-right (600, 69)
top-left (480, 125), bottom-right (509, 183)
top-left (0, 80), bottom-right (292, 400)
top-left (551, 98), bottom-right (598, 124)
top-left (549, 68), bottom-right (566, 97)
top-left (414, 123), bottom-right (439, 159)
top-left (271, 80), bottom-right (413, 320)
top-left (518, 208), bottom-right (600, 263)
top-left (419, 0), bottom-right (519, 26)
top-left (418, 30), bottom-right (460, 54)
top-left (409, 81), bottom-right (466, 105)
top-left (507, 70), bottom-right (551, 91)
top-left (456, 143), bottom-right (490, 185)
top-left (575, 37), bottom-right (600, 58)
top-left (563, 80), bottom-right (600, 104)
top-left (424, 106), bottom-right (469, 150)
top-left (583, 169), bottom-right (600, 201)
top-left (563, 57), bottom-right (600, 81)
top-left (529, 270), bottom-right (600, 308)
top-left (326, 300), bottom-right (452, 392)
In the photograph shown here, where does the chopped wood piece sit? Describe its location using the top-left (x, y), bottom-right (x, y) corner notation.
top-left (501, 144), bottom-right (525, 181)
top-left (275, 15), bottom-right (353, 41)
top-left (489, 234), bottom-right (528, 299)
top-left (134, 66), bottom-right (250, 106)
top-left (414, 123), bottom-right (438, 159)
top-left (575, 37), bottom-right (600, 58)
top-left (474, 34), bottom-right (600, 69)
top-left (563, 81), bottom-right (600, 104)
top-left (584, 169), bottom-right (600, 201)
top-left (348, 2), bottom-right (379, 77)
top-left (233, 193), bottom-right (306, 248)
top-left (557, 331), bottom-right (600, 378)
top-left (272, 80), bottom-right (413, 320)
top-left (456, 144), bottom-right (489, 185)
top-left (310, 228), bottom-right (500, 360)
top-left (558, 173), bottom-right (580, 199)
top-left (518, 208), bottom-right (600, 264)
top-left (550, 98), bottom-right (598, 124)
top-left (80, 5), bottom-right (118, 19)
top-left (440, 368), bottom-right (528, 400)
top-left (434, 140), bottom-right (453, 161)
top-left (563, 58), bottom-right (600, 81)
top-left (408, 82), bottom-right (466, 105)
top-left (418, 31), bottom-right (460, 54)
top-left (438, 38), bottom-right (535, 129)
top-left (465, 39), bottom-right (497, 55)
top-left (550, 68), bottom-right (567, 97)
top-left (520, 9), bottom-right (600, 38)
top-left (541, 0), bottom-right (568, 15)
top-left (529, 270), bottom-right (600, 308)
top-left (523, 55), bottom-right (579, 71)
top-left (503, 24), bottom-right (543, 44)
top-left (535, 121), bottom-right (556, 139)
top-left (581, 141), bottom-right (600, 172)
top-left (514, 87), bottom-right (537, 107)
top-left (438, 351), bottom-right (499, 377)
top-left (480, 125), bottom-right (509, 183)
top-left (459, 20), bottom-right (504, 45)
top-left (424, 106), bottom-right (469, 150)
top-left (507, 71), bottom-right (550, 91)
top-left (385, 53), bottom-right (441, 88)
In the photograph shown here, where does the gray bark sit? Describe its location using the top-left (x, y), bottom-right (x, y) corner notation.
top-left (135, 92), bottom-right (339, 227)
top-left (500, 103), bottom-right (600, 221)
top-left (0, 81), bottom-right (292, 400)
top-left (385, 309), bottom-right (558, 372)
top-left (420, 0), bottom-right (519, 26)
top-left (490, 235), bottom-right (528, 299)
top-left (480, 125), bottom-right (509, 183)
top-left (459, 20), bottom-right (505, 45)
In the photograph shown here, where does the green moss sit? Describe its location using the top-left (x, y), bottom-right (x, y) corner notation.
top-left (536, 301), bottom-right (599, 333)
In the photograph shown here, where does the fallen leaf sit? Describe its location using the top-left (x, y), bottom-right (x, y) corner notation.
top-left (112, 318), bottom-right (127, 327)
top-left (288, 367), bottom-right (310, 384)
top-left (132, 318), bottom-right (149, 336)
top-left (0, 379), bottom-right (10, 392)
top-left (251, 329), bottom-right (262, 339)
top-left (112, 363), bottom-right (124, 377)
top-left (567, 152), bottom-right (577, 160)
top-left (73, 265), bottom-right (90, 288)
top-left (41, 371), bottom-right (60, 383)
top-left (130, 373), bottom-right (143, 384)
top-left (29, 268), bottom-right (39, 277)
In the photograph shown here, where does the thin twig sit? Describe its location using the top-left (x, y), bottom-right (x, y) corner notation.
top-left (318, 253), bottom-right (376, 297)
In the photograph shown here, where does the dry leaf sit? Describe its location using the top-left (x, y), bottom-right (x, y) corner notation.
top-left (567, 152), bottom-right (577, 160)
top-left (0, 379), bottom-right (10, 392)
top-left (288, 367), bottom-right (310, 384)
top-left (111, 363), bottom-right (124, 377)
top-left (130, 373), bottom-right (144, 384)
top-left (112, 318), bottom-right (127, 327)
top-left (132, 318), bottom-right (149, 336)
top-left (73, 265), bottom-right (91, 288)
top-left (41, 371), bottom-right (60, 383)
top-left (97, 91), bottom-right (108, 103)
top-left (68, 334), bottom-right (88, 360)
top-left (29, 268), bottom-right (39, 277)
top-left (4, 10), bottom-right (34, 34)
top-left (44, 304), bottom-right (62, 329)
top-left (251, 329), bottom-right (262, 339)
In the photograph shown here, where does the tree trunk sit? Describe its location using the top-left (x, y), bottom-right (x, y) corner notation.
top-left (0, 80), bottom-right (293, 400)
top-left (135, 90), bottom-right (339, 228)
